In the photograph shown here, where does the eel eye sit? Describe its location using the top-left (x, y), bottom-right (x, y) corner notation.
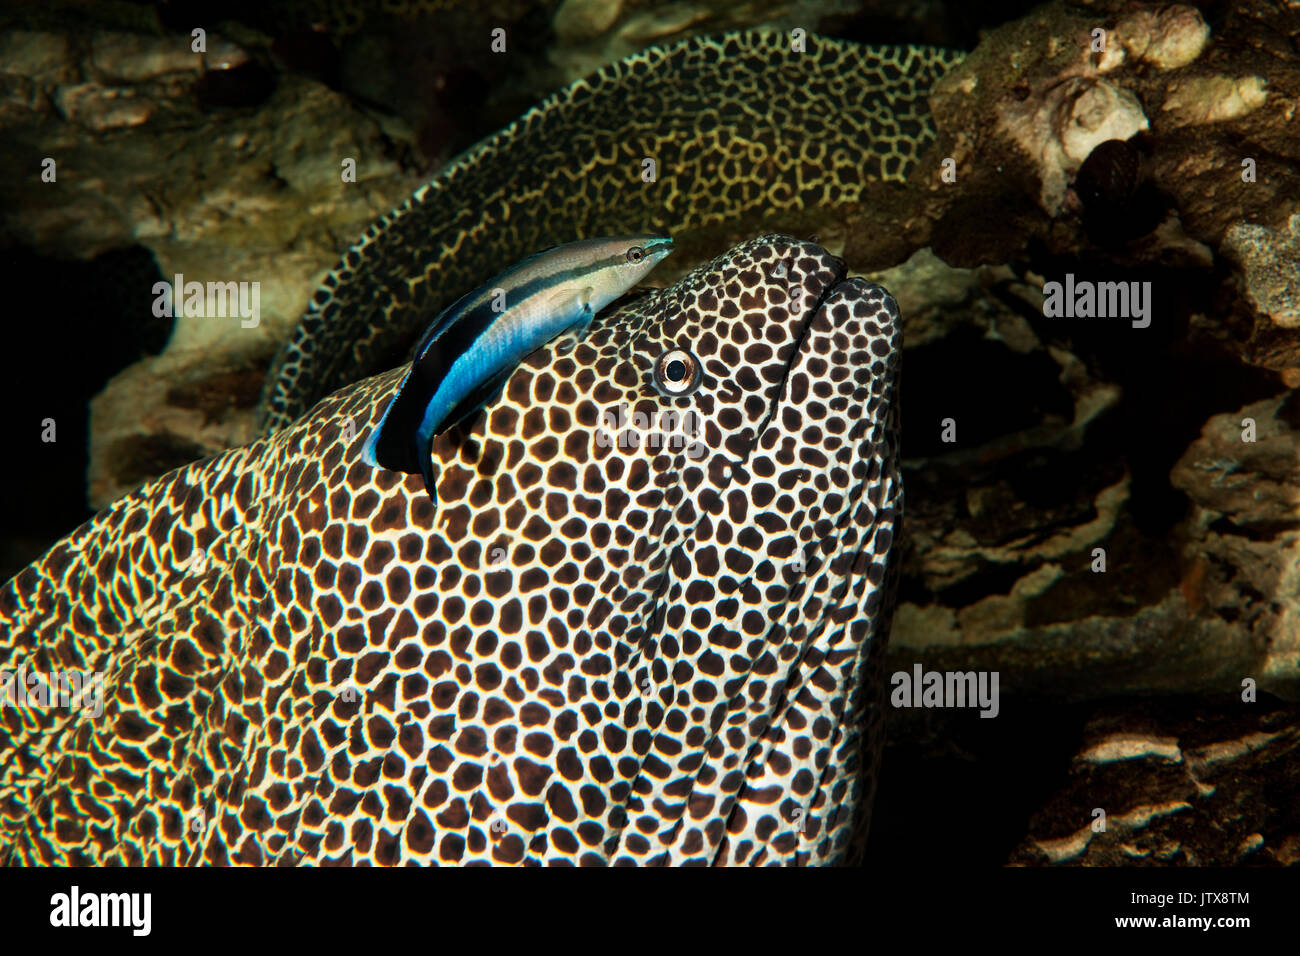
top-left (626, 246), bottom-right (645, 263)
top-left (652, 348), bottom-right (702, 396)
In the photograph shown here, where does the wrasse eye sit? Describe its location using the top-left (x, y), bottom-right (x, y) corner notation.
top-left (626, 246), bottom-right (645, 263)
top-left (652, 348), bottom-right (702, 396)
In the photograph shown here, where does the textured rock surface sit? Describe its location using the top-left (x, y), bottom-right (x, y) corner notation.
top-left (867, 0), bottom-right (1300, 704)
top-left (1010, 699), bottom-right (1300, 865)
top-left (1169, 393), bottom-right (1300, 695)
top-left (852, 2), bottom-right (1299, 865)
top-left (0, 12), bottom-right (419, 505)
top-left (851, 253), bottom-right (1294, 705)
top-left (923, 0), bottom-right (1300, 264)
top-left (1222, 215), bottom-right (1300, 330)
top-left (1117, 4), bottom-right (1210, 70)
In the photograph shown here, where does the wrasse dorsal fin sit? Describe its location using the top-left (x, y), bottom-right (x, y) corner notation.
top-left (413, 246), bottom-right (580, 362)
top-left (413, 284), bottom-right (483, 361)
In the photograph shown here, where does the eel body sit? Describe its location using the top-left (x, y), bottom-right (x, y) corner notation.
top-left (1, 236), bottom-right (903, 865)
top-left (258, 28), bottom-right (959, 433)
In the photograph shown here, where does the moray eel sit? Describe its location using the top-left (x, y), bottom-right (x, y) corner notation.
top-left (0, 235), bottom-right (903, 865)
top-left (363, 236), bottom-right (674, 499)
top-left (258, 28), bottom-right (959, 433)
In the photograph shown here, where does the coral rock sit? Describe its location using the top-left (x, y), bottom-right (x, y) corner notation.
top-left (1222, 215), bottom-right (1300, 329)
top-left (1118, 5), bottom-right (1211, 71)
top-left (1162, 74), bottom-right (1268, 126)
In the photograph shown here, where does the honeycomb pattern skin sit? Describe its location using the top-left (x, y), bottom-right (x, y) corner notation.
top-left (1, 236), bottom-right (903, 866)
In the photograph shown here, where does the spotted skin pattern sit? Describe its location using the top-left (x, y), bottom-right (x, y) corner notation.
top-left (258, 29), bottom-right (958, 433)
top-left (1, 236), bottom-right (902, 865)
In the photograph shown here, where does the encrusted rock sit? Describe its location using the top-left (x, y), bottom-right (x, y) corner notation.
top-left (52, 83), bottom-right (155, 130)
top-left (1221, 215), bottom-right (1300, 329)
top-left (0, 26), bottom-right (423, 506)
top-left (554, 0), bottom-right (625, 43)
top-left (1171, 394), bottom-right (1300, 538)
top-left (1170, 393), bottom-right (1300, 697)
top-left (87, 31), bottom-right (248, 83)
top-left (937, 9), bottom-right (1160, 217)
top-left (1011, 700), bottom-right (1300, 865)
top-left (0, 30), bottom-right (70, 79)
top-left (1161, 74), bottom-right (1268, 126)
top-left (1117, 5), bottom-right (1210, 71)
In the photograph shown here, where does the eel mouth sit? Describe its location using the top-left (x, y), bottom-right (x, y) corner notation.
top-left (632, 239), bottom-right (849, 624)
top-left (748, 264), bottom-right (851, 459)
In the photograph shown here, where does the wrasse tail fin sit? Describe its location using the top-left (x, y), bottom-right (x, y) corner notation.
top-left (413, 365), bottom-right (515, 501)
top-left (361, 367), bottom-right (430, 477)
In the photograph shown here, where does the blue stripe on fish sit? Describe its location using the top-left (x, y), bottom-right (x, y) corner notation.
top-left (361, 236), bottom-right (673, 498)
